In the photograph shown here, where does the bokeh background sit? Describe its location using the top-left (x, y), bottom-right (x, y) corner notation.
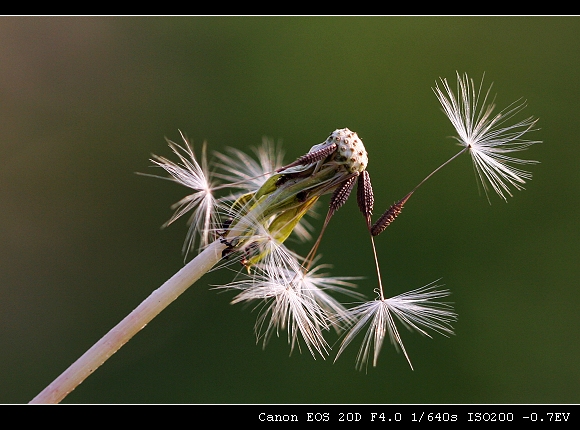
top-left (1, 16), bottom-right (578, 404)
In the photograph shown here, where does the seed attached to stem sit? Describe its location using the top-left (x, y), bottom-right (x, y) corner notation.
top-left (329, 173), bottom-right (358, 216)
top-left (356, 170), bottom-right (374, 230)
top-left (370, 192), bottom-right (413, 237)
top-left (276, 142), bottom-right (337, 172)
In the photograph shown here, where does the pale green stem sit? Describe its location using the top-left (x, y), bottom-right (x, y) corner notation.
top-left (29, 239), bottom-right (226, 404)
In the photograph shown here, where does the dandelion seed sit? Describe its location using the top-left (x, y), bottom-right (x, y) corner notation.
top-left (212, 137), bottom-right (285, 194)
top-left (275, 259), bottom-right (366, 330)
top-left (357, 170), bottom-right (374, 230)
top-left (262, 286), bottom-right (330, 358)
top-left (221, 255), bottom-right (363, 358)
top-left (335, 282), bottom-right (456, 371)
top-left (371, 73), bottom-right (540, 236)
top-left (147, 131), bottom-right (221, 257)
top-left (234, 268), bottom-right (330, 358)
top-left (370, 192), bottom-right (411, 237)
top-left (433, 72), bottom-right (541, 202)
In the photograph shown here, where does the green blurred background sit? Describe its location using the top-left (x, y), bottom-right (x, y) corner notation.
top-left (1, 16), bottom-right (577, 404)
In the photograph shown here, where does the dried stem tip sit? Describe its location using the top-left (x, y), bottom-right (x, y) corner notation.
top-left (370, 192), bottom-right (413, 236)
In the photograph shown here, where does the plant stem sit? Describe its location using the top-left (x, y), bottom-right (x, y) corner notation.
top-left (29, 239), bottom-right (226, 404)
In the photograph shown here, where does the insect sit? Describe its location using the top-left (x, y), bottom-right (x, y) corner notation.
top-left (273, 128), bottom-right (410, 268)
top-left (218, 128), bottom-right (413, 272)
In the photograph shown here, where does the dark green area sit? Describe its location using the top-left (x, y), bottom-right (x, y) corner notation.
top-left (1, 16), bottom-right (578, 404)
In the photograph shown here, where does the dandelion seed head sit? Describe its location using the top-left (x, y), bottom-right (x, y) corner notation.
top-left (329, 128), bottom-right (369, 174)
top-left (144, 94), bottom-right (537, 369)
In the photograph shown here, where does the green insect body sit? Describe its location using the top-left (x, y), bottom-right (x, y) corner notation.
top-left (220, 128), bottom-right (382, 272)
